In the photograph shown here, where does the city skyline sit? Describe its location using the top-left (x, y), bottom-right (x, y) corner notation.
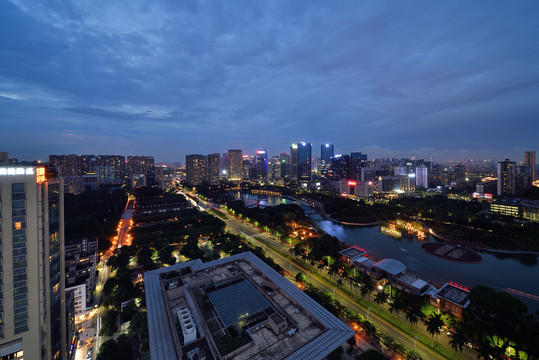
top-left (2, 1), bottom-right (539, 162)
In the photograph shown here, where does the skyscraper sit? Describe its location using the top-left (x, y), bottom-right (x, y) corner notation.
top-left (207, 153), bottom-right (220, 185)
top-left (227, 150), bottom-right (243, 181)
top-left (524, 151), bottom-right (536, 181)
top-left (255, 150), bottom-right (268, 181)
top-left (415, 165), bottom-right (429, 189)
top-left (321, 144), bottom-right (334, 163)
top-left (0, 165), bottom-right (67, 359)
top-left (497, 159), bottom-right (516, 196)
top-left (291, 142), bottom-right (312, 184)
top-left (185, 154), bottom-right (207, 185)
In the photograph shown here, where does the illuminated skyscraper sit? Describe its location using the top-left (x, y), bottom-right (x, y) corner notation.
top-left (524, 151), bottom-right (536, 181)
top-left (0, 165), bottom-right (67, 359)
top-left (321, 144), bottom-right (334, 163)
top-left (497, 159), bottom-right (516, 196)
top-left (415, 165), bottom-right (429, 189)
top-left (255, 150), bottom-right (268, 180)
top-left (227, 149), bottom-right (243, 181)
top-left (291, 142), bottom-right (312, 184)
top-left (185, 154), bottom-right (207, 185)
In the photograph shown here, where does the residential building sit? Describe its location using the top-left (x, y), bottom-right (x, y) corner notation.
top-left (524, 151), bottom-right (536, 181)
top-left (415, 165), bottom-right (429, 189)
top-left (497, 159), bottom-right (517, 196)
top-left (207, 153), bottom-right (220, 186)
top-left (0, 165), bottom-right (67, 359)
top-left (227, 150), bottom-right (243, 181)
top-left (185, 154), bottom-right (207, 186)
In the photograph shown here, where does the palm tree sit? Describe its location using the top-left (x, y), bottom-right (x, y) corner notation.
top-left (406, 305), bottom-right (424, 334)
top-left (425, 313), bottom-right (444, 348)
top-left (374, 291), bottom-right (389, 309)
top-left (389, 296), bottom-right (404, 320)
top-left (449, 328), bottom-right (466, 358)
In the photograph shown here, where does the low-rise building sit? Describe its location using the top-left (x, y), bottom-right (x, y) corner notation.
top-left (144, 252), bottom-right (354, 360)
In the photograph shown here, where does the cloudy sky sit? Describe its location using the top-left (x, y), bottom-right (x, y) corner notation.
top-left (1, 1), bottom-right (538, 162)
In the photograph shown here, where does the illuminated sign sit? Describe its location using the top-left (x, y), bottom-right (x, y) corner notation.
top-left (291, 143), bottom-right (298, 149)
top-left (0, 167), bottom-right (35, 176)
top-left (257, 150), bottom-right (266, 154)
top-left (348, 181), bottom-right (356, 186)
top-left (36, 167), bottom-right (46, 183)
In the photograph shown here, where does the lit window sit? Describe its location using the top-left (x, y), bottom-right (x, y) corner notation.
top-left (14, 222), bottom-right (22, 230)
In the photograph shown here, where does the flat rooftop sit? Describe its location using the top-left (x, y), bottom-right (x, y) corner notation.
top-left (438, 283), bottom-right (470, 306)
top-left (339, 246), bottom-right (367, 260)
top-left (145, 252), bottom-right (354, 360)
top-left (208, 279), bottom-right (271, 327)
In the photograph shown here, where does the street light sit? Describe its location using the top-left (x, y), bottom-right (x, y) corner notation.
top-left (414, 336), bottom-right (418, 351)
top-left (333, 286), bottom-right (337, 298)
top-left (367, 308), bottom-right (371, 320)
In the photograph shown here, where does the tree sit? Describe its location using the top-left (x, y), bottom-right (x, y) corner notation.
top-left (327, 345), bottom-right (344, 360)
top-left (449, 328), bottom-right (466, 357)
top-left (374, 291), bottom-right (389, 308)
top-left (389, 295), bottom-right (405, 320)
top-left (425, 313), bottom-right (444, 347)
top-left (356, 349), bottom-right (389, 360)
top-left (97, 339), bottom-right (118, 360)
top-left (295, 272), bottom-right (307, 284)
top-left (360, 276), bottom-right (375, 298)
top-left (99, 309), bottom-right (118, 337)
top-left (406, 305), bottom-right (424, 332)
top-left (129, 310), bottom-right (148, 339)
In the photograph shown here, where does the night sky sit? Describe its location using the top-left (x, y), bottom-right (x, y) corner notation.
top-left (1, 1), bottom-right (538, 162)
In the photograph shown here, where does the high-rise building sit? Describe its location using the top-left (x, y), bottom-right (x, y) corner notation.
top-left (497, 159), bottom-right (517, 196)
top-left (227, 150), bottom-right (243, 181)
top-left (185, 154), bottom-right (207, 186)
top-left (330, 155), bottom-right (351, 181)
top-left (279, 153), bottom-right (290, 179)
top-left (415, 165), bottom-right (429, 189)
top-left (321, 144), bottom-right (334, 163)
top-left (524, 151), bottom-right (536, 181)
top-left (207, 153), bottom-right (220, 185)
top-left (0, 165), bottom-right (67, 359)
top-left (255, 150), bottom-right (268, 181)
top-left (291, 142), bottom-right (312, 184)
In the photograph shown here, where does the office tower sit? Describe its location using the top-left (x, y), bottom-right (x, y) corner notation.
top-left (185, 154), bottom-right (207, 185)
top-left (416, 165), bottom-right (429, 189)
top-left (350, 152), bottom-right (367, 180)
top-left (0, 165), bottom-right (67, 359)
top-left (524, 151), bottom-right (536, 181)
top-left (207, 153), bottom-right (220, 185)
top-left (255, 150), bottom-right (268, 180)
top-left (497, 159), bottom-right (516, 196)
top-left (330, 155), bottom-right (351, 181)
top-left (268, 156), bottom-right (281, 183)
top-left (290, 142), bottom-right (312, 184)
top-left (321, 144), bottom-right (334, 163)
top-left (219, 153), bottom-right (228, 179)
top-left (227, 150), bottom-right (242, 181)
top-left (279, 153), bottom-right (290, 178)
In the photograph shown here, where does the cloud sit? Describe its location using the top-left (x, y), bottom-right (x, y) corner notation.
top-left (1, 0), bottom-right (539, 162)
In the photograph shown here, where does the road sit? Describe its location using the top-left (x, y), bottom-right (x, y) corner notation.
top-left (93, 196), bottom-right (135, 358)
top-left (181, 189), bottom-right (477, 360)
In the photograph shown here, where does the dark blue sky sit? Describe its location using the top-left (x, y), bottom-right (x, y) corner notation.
top-left (1, 1), bottom-right (538, 162)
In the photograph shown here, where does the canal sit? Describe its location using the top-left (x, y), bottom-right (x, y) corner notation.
top-left (237, 193), bottom-right (539, 312)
